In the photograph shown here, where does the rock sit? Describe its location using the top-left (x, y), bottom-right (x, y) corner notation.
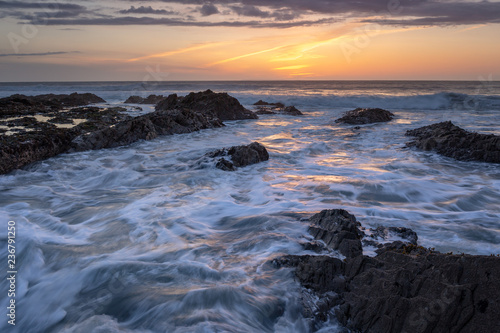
top-left (0, 104), bottom-right (223, 174)
top-left (254, 100), bottom-right (271, 106)
top-left (335, 108), bottom-right (394, 125)
top-left (156, 90), bottom-right (258, 121)
top-left (124, 95), bottom-right (165, 104)
top-left (253, 101), bottom-right (303, 116)
top-left (70, 108), bottom-right (223, 151)
top-left (406, 121), bottom-right (500, 163)
top-left (207, 142), bottom-right (269, 171)
top-left (124, 96), bottom-right (143, 104)
top-left (0, 93), bottom-right (105, 117)
top-left (283, 106), bottom-right (303, 116)
top-left (274, 210), bottom-right (500, 333)
top-left (308, 209), bottom-right (364, 258)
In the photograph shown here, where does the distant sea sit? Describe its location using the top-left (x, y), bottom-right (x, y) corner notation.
top-left (1, 81), bottom-right (500, 332)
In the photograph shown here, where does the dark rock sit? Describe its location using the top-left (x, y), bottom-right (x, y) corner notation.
top-left (208, 142), bottom-right (269, 171)
top-left (308, 209), bottom-right (364, 258)
top-left (70, 108), bottom-right (223, 151)
top-left (406, 121), bottom-right (500, 163)
top-left (283, 106), bottom-right (303, 116)
top-left (156, 90), bottom-right (258, 121)
top-left (124, 95), bottom-right (165, 104)
top-left (275, 210), bottom-right (500, 333)
top-left (253, 102), bottom-right (303, 116)
top-left (335, 108), bottom-right (394, 125)
top-left (0, 105), bottom-right (223, 174)
top-left (254, 100), bottom-right (271, 106)
top-left (124, 96), bottom-right (144, 104)
top-left (0, 93), bottom-right (105, 117)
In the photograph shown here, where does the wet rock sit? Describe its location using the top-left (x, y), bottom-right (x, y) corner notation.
top-left (335, 108), bottom-right (394, 125)
top-left (406, 121), bottom-right (500, 163)
top-left (275, 210), bottom-right (500, 333)
top-left (124, 95), bottom-right (165, 104)
top-left (208, 142), bottom-right (269, 171)
top-left (0, 93), bottom-right (105, 117)
top-left (0, 105), bottom-right (223, 174)
top-left (70, 108), bottom-right (224, 151)
top-left (283, 106), bottom-right (303, 116)
top-left (367, 226), bottom-right (418, 245)
top-left (253, 101), bottom-right (303, 116)
top-left (308, 209), bottom-right (363, 258)
top-left (156, 90), bottom-right (258, 121)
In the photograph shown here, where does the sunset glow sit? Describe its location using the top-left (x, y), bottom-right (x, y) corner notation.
top-left (1, 0), bottom-right (499, 81)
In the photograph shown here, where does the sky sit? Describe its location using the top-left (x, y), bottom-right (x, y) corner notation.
top-left (0, 0), bottom-right (499, 81)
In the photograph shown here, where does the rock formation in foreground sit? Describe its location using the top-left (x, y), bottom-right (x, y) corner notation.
top-left (206, 142), bottom-right (269, 171)
top-left (335, 108), bottom-right (394, 125)
top-left (0, 93), bottom-right (105, 117)
top-left (157, 90), bottom-right (258, 121)
top-left (124, 95), bottom-right (165, 104)
top-left (274, 209), bottom-right (500, 333)
top-left (406, 121), bottom-right (500, 163)
top-left (0, 90), bottom-right (258, 174)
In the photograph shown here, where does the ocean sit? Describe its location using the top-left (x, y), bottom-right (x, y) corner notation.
top-left (1, 81), bottom-right (500, 332)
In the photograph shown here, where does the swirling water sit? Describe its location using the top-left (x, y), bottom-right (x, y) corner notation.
top-left (1, 81), bottom-right (500, 332)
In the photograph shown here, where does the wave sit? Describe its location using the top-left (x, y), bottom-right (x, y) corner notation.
top-left (236, 92), bottom-right (500, 111)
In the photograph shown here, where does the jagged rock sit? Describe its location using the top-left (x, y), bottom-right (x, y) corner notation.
top-left (156, 90), bottom-right (258, 121)
top-left (274, 210), bottom-right (500, 333)
top-left (406, 121), bottom-right (500, 163)
top-left (0, 104), bottom-right (223, 174)
top-left (308, 209), bottom-right (363, 258)
top-left (124, 95), bottom-right (165, 104)
top-left (335, 108), bottom-right (394, 125)
top-left (0, 93), bottom-right (105, 117)
top-left (70, 108), bottom-right (223, 151)
top-left (207, 142), bottom-right (269, 171)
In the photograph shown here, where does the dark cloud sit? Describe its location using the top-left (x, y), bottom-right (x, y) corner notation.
top-left (148, 0), bottom-right (500, 25)
top-left (118, 6), bottom-right (177, 15)
top-left (200, 3), bottom-right (219, 16)
top-left (34, 16), bottom-right (334, 28)
top-left (230, 5), bottom-right (301, 21)
top-left (6, 0), bottom-right (500, 27)
top-left (0, 51), bottom-right (78, 57)
top-left (0, 1), bottom-right (85, 11)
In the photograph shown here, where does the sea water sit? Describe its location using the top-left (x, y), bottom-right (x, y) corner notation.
top-left (1, 81), bottom-right (500, 332)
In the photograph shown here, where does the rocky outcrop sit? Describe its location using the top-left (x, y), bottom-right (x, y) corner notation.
top-left (156, 90), bottom-right (258, 121)
top-left (253, 100), bottom-right (303, 116)
top-left (1, 102), bottom-right (224, 174)
top-left (0, 93), bottom-right (105, 117)
top-left (70, 108), bottom-right (223, 151)
top-left (206, 142), bottom-right (269, 171)
top-left (308, 209), bottom-right (363, 258)
top-left (335, 108), bottom-right (394, 125)
top-left (124, 95), bottom-right (165, 104)
top-left (406, 121), bottom-right (500, 163)
top-left (274, 209), bottom-right (500, 333)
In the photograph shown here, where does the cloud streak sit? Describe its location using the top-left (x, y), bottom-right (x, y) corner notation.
top-left (0, 51), bottom-right (79, 57)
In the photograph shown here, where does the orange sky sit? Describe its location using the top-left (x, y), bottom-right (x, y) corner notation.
top-left (1, 1), bottom-right (499, 81)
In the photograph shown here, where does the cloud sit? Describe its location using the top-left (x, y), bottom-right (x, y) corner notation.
top-left (230, 5), bottom-right (301, 21)
top-left (0, 1), bottom-right (85, 11)
top-left (7, 0), bottom-right (500, 28)
top-left (118, 6), bottom-right (177, 15)
top-left (0, 51), bottom-right (79, 57)
top-left (150, 0), bottom-right (500, 26)
top-left (200, 3), bottom-right (219, 16)
top-left (29, 16), bottom-right (335, 28)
